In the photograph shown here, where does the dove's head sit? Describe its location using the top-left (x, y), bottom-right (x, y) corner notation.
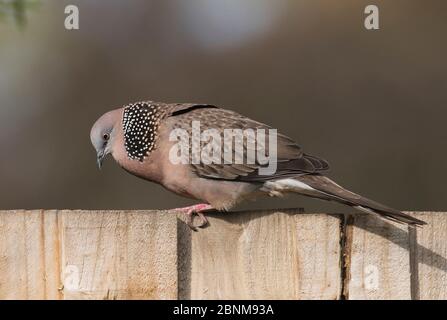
top-left (90, 108), bottom-right (122, 169)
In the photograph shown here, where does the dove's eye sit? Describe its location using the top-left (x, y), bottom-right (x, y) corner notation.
top-left (103, 133), bottom-right (110, 141)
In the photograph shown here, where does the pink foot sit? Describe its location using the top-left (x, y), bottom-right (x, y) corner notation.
top-left (174, 204), bottom-right (213, 231)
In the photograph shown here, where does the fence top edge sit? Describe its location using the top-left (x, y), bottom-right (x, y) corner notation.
top-left (0, 209), bottom-right (442, 215)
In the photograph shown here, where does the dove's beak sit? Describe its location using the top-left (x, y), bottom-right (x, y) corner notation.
top-left (97, 151), bottom-right (105, 170)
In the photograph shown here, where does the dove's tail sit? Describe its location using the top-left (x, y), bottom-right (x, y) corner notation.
top-left (269, 174), bottom-right (426, 226)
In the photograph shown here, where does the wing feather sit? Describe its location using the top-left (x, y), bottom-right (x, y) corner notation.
top-left (164, 103), bottom-right (329, 182)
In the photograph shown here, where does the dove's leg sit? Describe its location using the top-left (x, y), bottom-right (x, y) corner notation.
top-left (175, 204), bottom-right (213, 230)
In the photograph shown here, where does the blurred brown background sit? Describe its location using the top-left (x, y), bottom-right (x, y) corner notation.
top-left (0, 0), bottom-right (446, 213)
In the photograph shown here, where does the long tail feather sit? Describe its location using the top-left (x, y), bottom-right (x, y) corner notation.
top-left (272, 174), bottom-right (426, 226)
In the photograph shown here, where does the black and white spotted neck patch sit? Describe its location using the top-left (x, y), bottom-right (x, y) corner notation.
top-left (122, 102), bottom-right (161, 161)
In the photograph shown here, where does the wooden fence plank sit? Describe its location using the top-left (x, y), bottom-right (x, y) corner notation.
top-left (59, 210), bottom-right (178, 299)
top-left (0, 210), bottom-right (61, 299)
top-left (179, 210), bottom-right (341, 300)
top-left (1, 210), bottom-right (447, 300)
top-left (346, 214), bottom-right (412, 299)
top-left (411, 212), bottom-right (447, 300)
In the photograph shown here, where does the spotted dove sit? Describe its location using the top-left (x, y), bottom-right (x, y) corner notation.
top-left (90, 101), bottom-right (426, 229)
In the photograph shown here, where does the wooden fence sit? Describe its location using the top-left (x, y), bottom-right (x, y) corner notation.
top-left (0, 209), bottom-right (445, 300)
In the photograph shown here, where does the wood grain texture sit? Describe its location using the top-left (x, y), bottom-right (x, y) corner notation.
top-left (411, 212), bottom-right (447, 300)
top-left (59, 210), bottom-right (177, 299)
top-left (1, 210), bottom-right (447, 300)
top-left (0, 210), bottom-right (61, 299)
top-left (180, 210), bottom-right (342, 300)
top-left (0, 210), bottom-right (178, 300)
top-left (346, 214), bottom-right (412, 299)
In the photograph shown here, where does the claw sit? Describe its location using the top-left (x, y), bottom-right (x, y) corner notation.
top-left (184, 210), bottom-right (198, 232)
top-left (196, 211), bottom-right (209, 228)
top-left (175, 204), bottom-right (213, 231)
